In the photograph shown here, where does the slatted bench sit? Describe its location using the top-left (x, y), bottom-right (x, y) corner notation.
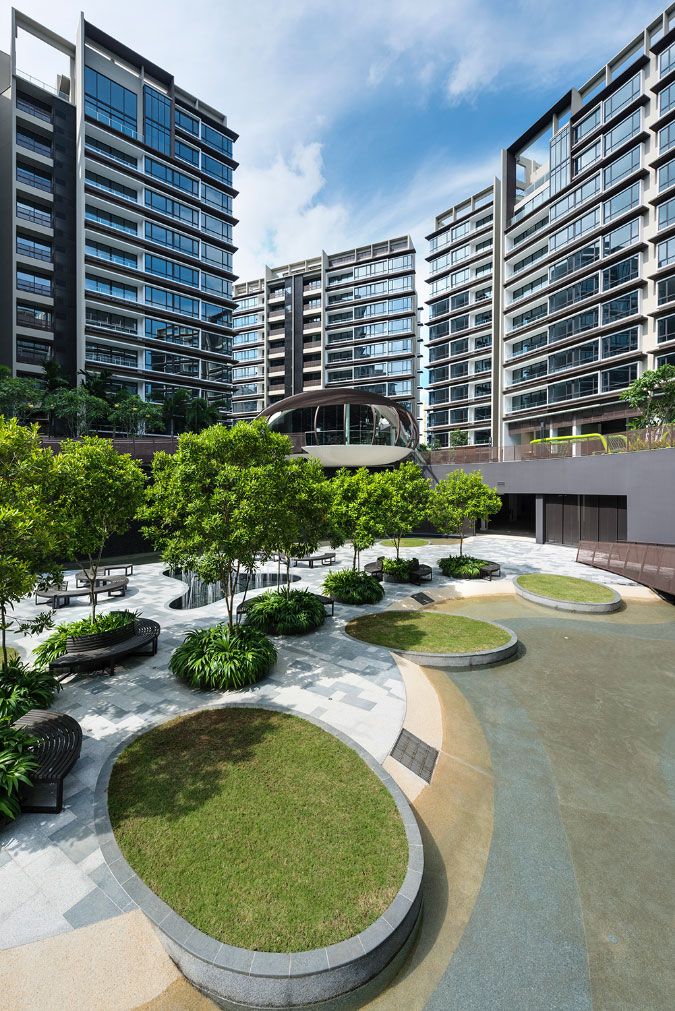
top-left (48, 618), bottom-right (160, 679)
top-left (36, 576), bottom-right (129, 610)
top-left (410, 563), bottom-right (433, 585)
top-left (292, 552), bottom-right (337, 568)
top-left (14, 710), bottom-right (82, 814)
top-left (479, 562), bottom-right (501, 581)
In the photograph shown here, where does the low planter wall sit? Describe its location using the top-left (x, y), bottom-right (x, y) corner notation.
top-left (387, 623), bottom-right (518, 669)
top-left (513, 577), bottom-right (622, 614)
top-left (94, 703), bottom-right (424, 1009)
top-left (66, 618), bottom-right (136, 652)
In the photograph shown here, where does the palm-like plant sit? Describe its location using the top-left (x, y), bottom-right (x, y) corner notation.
top-left (323, 569), bottom-right (384, 605)
top-left (170, 624), bottom-right (277, 690)
top-left (244, 589), bottom-right (326, 636)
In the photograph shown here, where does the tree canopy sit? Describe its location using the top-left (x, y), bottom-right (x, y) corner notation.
top-left (329, 468), bottom-right (386, 569)
top-left (376, 462), bottom-right (431, 558)
top-left (429, 470), bottom-right (502, 555)
top-left (619, 364), bottom-right (675, 427)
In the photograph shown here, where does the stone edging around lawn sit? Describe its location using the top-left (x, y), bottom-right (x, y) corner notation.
top-left (345, 616), bottom-right (518, 669)
top-left (93, 702), bottom-right (424, 1010)
top-left (513, 576), bottom-right (622, 614)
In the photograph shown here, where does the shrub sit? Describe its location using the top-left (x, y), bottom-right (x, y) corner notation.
top-left (0, 722), bottom-right (38, 823)
top-left (244, 589), bottom-right (325, 636)
top-left (323, 569), bottom-right (385, 605)
top-left (438, 555), bottom-right (490, 579)
top-left (382, 558), bottom-right (416, 581)
top-left (34, 610), bottom-right (138, 667)
top-left (0, 657), bottom-right (61, 722)
top-left (170, 624), bottom-right (277, 691)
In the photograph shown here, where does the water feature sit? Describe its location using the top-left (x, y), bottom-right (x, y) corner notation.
top-left (166, 569), bottom-right (300, 610)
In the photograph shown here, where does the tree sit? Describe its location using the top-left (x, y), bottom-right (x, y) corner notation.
top-left (0, 419), bottom-right (63, 664)
top-left (141, 421), bottom-right (292, 628)
top-left (161, 389), bottom-right (191, 436)
top-left (79, 367), bottom-right (116, 405)
top-left (52, 437), bottom-right (145, 618)
top-left (110, 395), bottom-right (163, 438)
top-left (376, 462), bottom-right (431, 558)
top-left (429, 470), bottom-right (502, 555)
top-left (450, 430), bottom-right (469, 448)
top-left (44, 387), bottom-right (109, 438)
top-left (329, 468), bottom-right (385, 570)
top-left (263, 458), bottom-right (332, 589)
top-left (185, 396), bottom-right (221, 433)
top-left (40, 359), bottom-right (70, 436)
top-left (0, 369), bottom-right (42, 424)
top-left (619, 365), bottom-right (675, 428)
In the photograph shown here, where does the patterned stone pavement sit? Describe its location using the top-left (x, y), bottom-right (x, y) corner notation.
top-left (0, 534), bottom-right (634, 952)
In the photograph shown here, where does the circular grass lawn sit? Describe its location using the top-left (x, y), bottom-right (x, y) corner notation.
top-left (108, 708), bottom-right (408, 952)
top-left (379, 537), bottom-right (429, 548)
top-left (516, 573), bottom-right (617, 604)
top-left (346, 610), bottom-right (512, 654)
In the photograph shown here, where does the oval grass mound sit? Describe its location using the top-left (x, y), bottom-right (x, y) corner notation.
top-left (108, 708), bottom-right (408, 952)
top-left (346, 610), bottom-right (512, 654)
top-left (516, 573), bottom-right (618, 604)
top-left (379, 537), bottom-right (429, 548)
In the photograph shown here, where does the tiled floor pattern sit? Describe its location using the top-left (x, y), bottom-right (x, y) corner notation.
top-left (0, 534), bottom-right (634, 951)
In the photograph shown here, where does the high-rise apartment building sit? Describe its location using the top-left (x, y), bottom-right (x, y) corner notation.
top-left (426, 5), bottom-right (675, 450)
top-left (232, 237), bottom-right (421, 422)
top-left (425, 182), bottom-right (500, 448)
top-left (0, 10), bottom-right (236, 418)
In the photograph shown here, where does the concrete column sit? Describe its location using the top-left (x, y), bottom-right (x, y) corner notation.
top-left (535, 494), bottom-right (545, 544)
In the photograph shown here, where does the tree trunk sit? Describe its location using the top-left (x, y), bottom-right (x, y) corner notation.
top-left (0, 602), bottom-right (7, 667)
top-left (459, 532), bottom-right (464, 557)
top-left (286, 555), bottom-right (292, 593)
top-left (395, 535), bottom-right (401, 560)
top-left (353, 544), bottom-right (358, 570)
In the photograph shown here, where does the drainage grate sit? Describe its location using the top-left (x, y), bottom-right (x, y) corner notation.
top-left (390, 729), bottom-right (438, 783)
top-left (411, 591), bottom-right (434, 605)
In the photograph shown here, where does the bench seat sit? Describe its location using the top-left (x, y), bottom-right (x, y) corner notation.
top-left (14, 710), bottom-right (82, 814)
top-left (48, 618), bottom-right (160, 679)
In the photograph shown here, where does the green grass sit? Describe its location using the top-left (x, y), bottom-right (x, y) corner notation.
top-left (108, 709), bottom-right (407, 952)
top-left (346, 611), bottom-right (511, 654)
top-left (379, 537), bottom-right (429, 548)
top-left (517, 574), bottom-right (617, 603)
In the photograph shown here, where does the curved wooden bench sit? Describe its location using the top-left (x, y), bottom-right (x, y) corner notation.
top-left (14, 709), bottom-right (82, 813)
top-left (48, 618), bottom-right (160, 679)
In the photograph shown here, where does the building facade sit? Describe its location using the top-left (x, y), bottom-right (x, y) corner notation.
top-left (425, 4), bottom-right (675, 450)
top-left (0, 10), bottom-right (236, 420)
top-left (232, 237), bottom-right (421, 424)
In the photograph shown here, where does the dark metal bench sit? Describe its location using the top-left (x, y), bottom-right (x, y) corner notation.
top-left (14, 710), bottom-right (82, 814)
top-left (479, 562), bottom-right (501, 581)
top-left (410, 563), bottom-right (433, 585)
top-left (292, 552), bottom-right (337, 568)
top-left (36, 576), bottom-right (129, 610)
top-left (236, 593), bottom-right (335, 624)
top-left (48, 618), bottom-right (160, 678)
top-left (364, 557), bottom-right (384, 582)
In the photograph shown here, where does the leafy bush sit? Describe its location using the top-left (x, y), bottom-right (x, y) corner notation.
top-left (0, 722), bottom-right (38, 823)
top-left (382, 558), bottom-right (417, 581)
top-left (438, 555), bottom-right (490, 579)
top-left (33, 610), bottom-right (138, 667)
top-left (0, 657), bottom-right (61, 722)
top-left (170, 624), bottom-right (277, 691)
top-left (323, 569), bottom-right (384, 605)
top-left (244, 590), bottom-right (325, 636)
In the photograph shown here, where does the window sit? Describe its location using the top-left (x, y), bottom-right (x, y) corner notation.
top-left (660, 122), bottom-right (675, 155)
top-left (661, 82), bottom-right (675, 116)
top-left (450, 338), bottom-right (469, 356)
top-left (146, 189), bottom-right (199, 226)
top-left (603, 218), bottom-right (639, 255)
top-left (16, 235), bottom-right (51, 261)
top-left (145, 285), bottom-right (198, 317)
top-left (549, 342), bottom-right (598, 373)
top-left (512, 215), bottom-right (549, 247)
top-left (658, 314), bottom-right (675, 343)
top-left (146, 157), bottom-right (198, 195)
top-left (86, 238), bottom-right (137, 268)
top-left (548, 375), bottom-right (598, 403)
top-left (451, 291), bottom-right (469, 310)
top-left (145, 254), bottom-right (198, 287)
top-left (511, 361), bottom-right (547, 384)
top-left (573, 142), bottom-right (601, 176)
top-left (659, 197), bottom-right (675, 231)
top-left (475, 333), bottom-right (492, 350)
top-left (602, 255), bottom-right (639, 290)
top-left (475, 381), bottom-right (491, 397)
top-left (201, 302), bottom-right (231, 326)
top-left (202, 153), bottom-right (233, 186)
top-left (513, 245), bottom-right (548, 274)
top-left (16, 338), bottom-right (51, 363)
top-left (16, 199), bottom-right (51, 227)
top-left (201, 272), bottom-right (227, 295)
top-left (201, 213), bottom-right (232, 240)
top-left (16, 163), bottom-right (51, 192)
top-left (86, 342), bottom-right (137, 368)
top-left (85, 203), bottom-right (137, 235)
top-left (604, 146), bottom-right (640, 188)
top-left (601, 363), bottom-right (637, 391)
top-left (451, 316), bottom-right (469, 333)
top-left (86, 134), bottom-right (137, 168)
top-left (549, 276), bottom-right (598, 313)
top-left (146, 222), bottom-right (198, 256)
top-left (201, 184), bottom-right (232, 213)
top-left (551, 175), bottom-right (600, 223)
top-left (146, 318), bottom-right (200, 347)
top-left (510, 331), bottom-right (548, 357)
top-left (573, 106), bottom-right (600, 144)
top-left (511, 303), bottom-right (547, 330)
top-left (86, 307), bottom-right (137, 334)
top-left (85, 170), bottom-right (137, 201)
top-left (175, 140), bottom-right (199, 166)
top-left (201, 123), bottom-right (233, 158)
top-left (550, 208), bottom-right (599, 251)
top-left (602, 327), bottom-right (638, 356)
top-left (144, 85), bottom-right (171, 154)
top-left (450, 385), bottom-right (469, 402)
top-left (549, 242), bottom-right (600, 283)
top-left (604, 111), bottom-right (641, 156)
top-left (659, 158), bottom-right (675, 193)
top-left (84, 66), bottom-right (137, 136)
top-left (86, 273), bottom-right (137, 300)
top-left (661, 41), bottom-right (675, 77)
top-left (474, 407), bottom-right (491, 421)
top-left (16, 93), bottom-right (52, 123)
top-left (602, 291), bottom-right (638, 324)
top-left (450, 361), bottom-right (469, 378)
top-left (449, 409), bottom-right (468, 424)
top-left (511, 389), bottom-right (547, 411)
top-left (513, 274), bottom-right (547, 301)
top-left (549, 309), bottom-right (598, 343)
top-left (16, 128), bottom-right (52, 158)
top-left (474, 357), bottom-right (492, 374)
top-left (175, 108), bottom-right (199, 136)
top-left (16, 269), bottom-right (52, 295)
top-left (16, 303), bottom-right (53, 330)
top-left (658, 237), bottom-right (675, 268)
top-left (603, 74), bottom-right (640, 121)
top-left (201, 243), bottom-right (231, 270)
top-left (658, 275), bottom-right (675, 306)
top-left (603, 182), bottom-right (640, 222)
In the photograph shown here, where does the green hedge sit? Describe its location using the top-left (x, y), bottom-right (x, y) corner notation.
top-left (323, 569), bottom-right (384, 605)
top-left (438, 555), bottom-right (490, 579)
top-left (244, 589), bottom-right (325, 636)
top-left (382, 558), bottom-right (417, 581)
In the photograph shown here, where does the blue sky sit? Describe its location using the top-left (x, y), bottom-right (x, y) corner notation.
top-left (9, 0), bottom-right (663, 277)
